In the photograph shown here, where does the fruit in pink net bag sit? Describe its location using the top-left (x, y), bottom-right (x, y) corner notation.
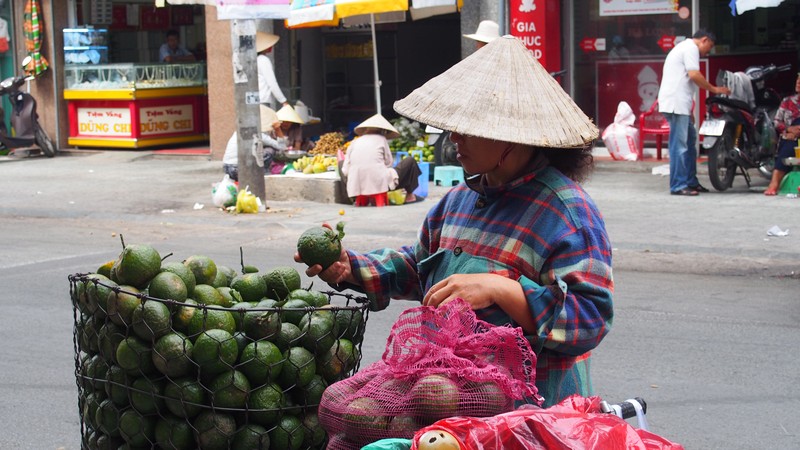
top-left (343, 397), bottom-right (389, 436)
top-left (410, 374), bottom-right (460, 422)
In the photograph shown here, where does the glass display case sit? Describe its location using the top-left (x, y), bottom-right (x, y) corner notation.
top-left (64, 62), bottom-right (207, 91)
top-left (64, 63), bottom-right (209, 149)
top-left (64, 28), bottom-right (109, 65)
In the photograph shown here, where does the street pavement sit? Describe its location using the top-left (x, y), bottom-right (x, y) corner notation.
top-left (0, 149), bottom-right (798, 449)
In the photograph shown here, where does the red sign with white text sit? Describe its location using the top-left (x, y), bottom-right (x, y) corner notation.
top-left (509, 0), bottom-right (561, 73)
top-left (657, 35), bottom-right (676, 52)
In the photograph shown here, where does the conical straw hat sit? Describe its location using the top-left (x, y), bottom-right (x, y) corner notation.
top-left (259, 105), bottom-right (278, 133)
top-left (394, 36), bottom-right (598, 148)
top-left (276, 104), bottom-right (304, 124)
top-left (256, 32), bottom-right (280, 53)
top-left (354, 114), bottom-right (400, 139)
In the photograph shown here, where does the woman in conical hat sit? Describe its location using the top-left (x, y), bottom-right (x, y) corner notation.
top-left (273, 104), bottom-right (305, 150)
top-left (256, 31), bottom-right (288, 109)
top-left (341, 114), bottom-right (423, 204)
top-left (296, 37), bottom-right (613, 407)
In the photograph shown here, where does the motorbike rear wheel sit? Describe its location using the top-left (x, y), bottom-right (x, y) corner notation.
top-left (707, 126), bottom-right (737, 191)
top-left (434, 131), bottom-right (459, 167)
top-left (34, 123), bottom-right (56, 158)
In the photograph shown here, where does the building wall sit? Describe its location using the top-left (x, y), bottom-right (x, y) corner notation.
top-left (205, 6), bottom-right (234, 161)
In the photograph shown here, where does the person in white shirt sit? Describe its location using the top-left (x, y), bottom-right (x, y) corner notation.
top-left (256, 32), bottom-right (289, 109)
top-left (657, 29), bottom-right (730, 196)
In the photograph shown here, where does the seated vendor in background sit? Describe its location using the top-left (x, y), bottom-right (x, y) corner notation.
top-left (159, 29), bottom-right (196, 63)
top-left (341, 114), bottom-right (423, 204)
top-left (222, 106), bottom-right (288, 181)
top-left (272, 104), bottom-right (306, 150)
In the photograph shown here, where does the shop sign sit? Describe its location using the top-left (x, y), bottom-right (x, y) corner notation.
top-left (139, 105), bottom-right (195, 136)
top-left (599, 0), bottom-right (678, 17)
top-left (76, 107), bottom-right (132, 137)
top-left (657, 35), bottom-right (685, 52)
top-left (580, 38), bottom-right (606, 52)
top-left (509, 0), bottom-right (561, 73)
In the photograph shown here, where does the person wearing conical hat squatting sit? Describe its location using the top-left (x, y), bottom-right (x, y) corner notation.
top-left (222, 105), bottom-right (295, 181)
top-left (256, 32), bottom-right (289, 110)
top-left (464, 20), bottom-right (500, 50)
top-left (273, 104), bottom-right (307, 151)
top-left (296, 36), bottom-right (613, 407)
top-left (340, 114), bottom-right (423, 205)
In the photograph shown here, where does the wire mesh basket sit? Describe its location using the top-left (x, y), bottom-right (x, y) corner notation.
top-left (68, 272), bottom-right (370, 450)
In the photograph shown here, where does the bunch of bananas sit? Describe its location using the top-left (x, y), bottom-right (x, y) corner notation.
top-left (309, 132), bottom-right (344, 155)
top-left (293, 154), bottom-right (338, 174)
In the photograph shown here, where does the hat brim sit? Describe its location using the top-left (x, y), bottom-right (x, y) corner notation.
top-left (256, 33), bottom-right (280, 53)
top-left (394, 36), bottom-right (598, 148)
top-left (276, 105), bottom-right (305, 124)
top-left (463, 33), bottom-right (494, 43)
top-left (354, 114), bottom-right (400, 139)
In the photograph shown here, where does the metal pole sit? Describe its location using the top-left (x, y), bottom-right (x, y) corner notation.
top-left (231, 19), bottom-right (266, 202)
top-left (371, 13), bottom-right (381, 115)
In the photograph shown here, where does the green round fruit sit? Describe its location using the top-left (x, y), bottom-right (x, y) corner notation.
top-left (185, 308), bottom-right (237, 338)
top-left (107, 285), bottom-right (142, 327)
top-left (243, 299), bottom-right (281, 340)
top-left (183, 255), bottom-right (218, 286)
top-left (230, 273), bottom-right (267, 303)
top-left (148, 271), bottom-right (188, 304)
top-left (269, 415), bottom-right (306, 450)
top-left (95, 398), bottom-right (123, 437)
top-left (161, 261), bottom-right (197, 297)
top-left (248, 382), bottom-right (285, 427)
top-left (192, 329), bottom-right (238, 376)
top-left (275, 322), bottom-right (303, 352)
top-left (239, 340), bottom-right (284, 385)
top-left (155, 414), bottom-right (195, 450)
top-left (278, 346), bottom-right (316, 388)
top-left (194, 411), bottom-right (236, 450)
top-left (296, 225), bottom-right (344, 269)
top-left (104, 364), bottom-right (130, 407)
top-left (299, 312), bottom-right (336, 354)
top-left (129, 376), bottom-right (165, 415)
top-left (288, 288), bottom-right (329, 307)
top-left (317, 338), bottom-right (358, 383)
top-left (302, 411), bottom-right (327, 447)
top-left (232, 424), bottom-right (270, 450)
top-left (116, 336), bottom-right (156, 376)
top-left (209, 370), bottom-right (251, 409)
top-left (281, 299), bottom-right (310, 326)
top-left (264, 266), bottom-right (302, 301)
top-left (131, 300), bottom-right (171, 341)
top-left (119, 409), bottom-right (156, 447)
top-left (192, 284), bottom-right (227, 306)
top-left (114, 244), bottom-right (162, 288)
top-left (152, 332), bottom-right (194, 378)
top-left (97, 322), bottom-right (126, 364)
top-left (164, 378), bottom-right (206, 419)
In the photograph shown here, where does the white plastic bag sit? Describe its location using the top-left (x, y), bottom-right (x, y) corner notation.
top-left (212, 174), bottom-right (238, 208)
top-left (602, 101), bottom-right (641, 161)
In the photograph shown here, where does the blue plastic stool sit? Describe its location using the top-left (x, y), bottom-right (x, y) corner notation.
top-left (434, 165), bottom-right (465, 186)
top-left (414, 162), bottom-right (429, 197)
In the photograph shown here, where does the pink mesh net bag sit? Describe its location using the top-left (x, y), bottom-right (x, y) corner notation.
top-left (320, 298), bottom-right (541, 449)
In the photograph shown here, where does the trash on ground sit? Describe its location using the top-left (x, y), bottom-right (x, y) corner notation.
top-left (651, 164), bottom-right (670, 176)
top-left (767, 225), bottom-right (789, 237)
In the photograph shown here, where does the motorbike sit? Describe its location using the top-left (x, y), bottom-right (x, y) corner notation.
top-left (0, 56), bottom-right (56, 157)
top-left (698, 63), bottom-right (791, 191)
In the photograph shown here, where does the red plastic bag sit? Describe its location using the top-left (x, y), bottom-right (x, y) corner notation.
top-left (411, 395), bottom-right (684, 450)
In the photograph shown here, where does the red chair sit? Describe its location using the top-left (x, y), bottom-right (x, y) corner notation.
top-left (354, 192), bottom-right (388, 207)
top-left (638, 100), bottom-right (670, 161)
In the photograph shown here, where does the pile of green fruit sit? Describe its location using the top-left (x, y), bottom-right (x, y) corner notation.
top-left (70, 242), bottom-right (368, 450)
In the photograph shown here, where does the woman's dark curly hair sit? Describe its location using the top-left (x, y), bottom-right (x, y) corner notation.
top-left (539, 143), bottom-right (595, 183)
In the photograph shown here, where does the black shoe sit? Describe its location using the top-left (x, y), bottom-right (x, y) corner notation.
top-left (671, 188), bottom-right (699, 196)
top-left (689, 184), bottom-right (709, 193)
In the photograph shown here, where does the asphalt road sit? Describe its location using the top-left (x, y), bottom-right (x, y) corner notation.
top-left (0, 150), bottom-right (797, 449)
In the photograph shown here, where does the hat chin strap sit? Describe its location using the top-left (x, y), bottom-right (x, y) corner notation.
top-left (496, 144), bottom-right (516, 169)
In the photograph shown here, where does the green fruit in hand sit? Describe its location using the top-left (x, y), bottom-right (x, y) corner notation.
top-left (297, 222), bottom-right (345, 269)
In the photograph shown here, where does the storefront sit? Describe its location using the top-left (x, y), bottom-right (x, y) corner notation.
top-left (62, 2), bottom-right (209, 148)
top-left (566, 0), bottom-right (799, 132)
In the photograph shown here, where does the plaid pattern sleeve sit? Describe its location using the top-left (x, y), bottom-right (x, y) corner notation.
top-left (347, 245), bottom-right (424, 311)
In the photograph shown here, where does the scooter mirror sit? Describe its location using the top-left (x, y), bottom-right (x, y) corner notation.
top-left (21, 55), bottom-right (32, 70)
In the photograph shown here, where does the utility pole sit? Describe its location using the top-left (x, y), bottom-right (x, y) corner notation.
top-left (231, 20), bottom-right (266, 203)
